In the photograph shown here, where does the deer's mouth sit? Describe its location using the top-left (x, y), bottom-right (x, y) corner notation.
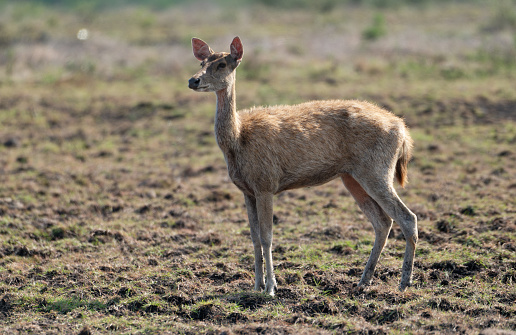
top-left (188, 77), bottom-right (210, 91)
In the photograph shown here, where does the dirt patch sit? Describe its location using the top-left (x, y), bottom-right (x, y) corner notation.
top-left (428, 298), bottom-right (458, 312)
top-left (190, 303), bottom-right (226, 321)
top-left (0, 295), bottom-right (12, 316)
top-left (295, 297), bottom-right (338, 316)
top-left (227, 292), bottom-right (274, 311)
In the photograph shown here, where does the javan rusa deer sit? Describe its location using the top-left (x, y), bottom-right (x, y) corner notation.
top-left (188, 36), bottom-right (418, 296)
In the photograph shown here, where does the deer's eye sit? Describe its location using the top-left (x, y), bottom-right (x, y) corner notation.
top-left (217, 63), bottom-right (226, 70)
top-left (200, 61), bottom-right (205, 67)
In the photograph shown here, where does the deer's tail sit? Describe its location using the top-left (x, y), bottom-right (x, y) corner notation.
top-left (395, 133), bottom-right (413, 188)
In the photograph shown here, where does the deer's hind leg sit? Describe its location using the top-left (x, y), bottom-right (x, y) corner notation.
top-left (341, 173), bottom-right (393, 287)
top-left (351, 171), bottom-right (418, 291)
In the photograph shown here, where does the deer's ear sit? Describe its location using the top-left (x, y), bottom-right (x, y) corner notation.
top-left (230, 36), bottom-right (244, 64)
top-left (192, 38), bottom-right (213, 61)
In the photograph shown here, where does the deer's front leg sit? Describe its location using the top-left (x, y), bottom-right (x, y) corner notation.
top-left (255, 193), bottom-right (277, 296)
top-left (244, 194), bottom-right (265, 291)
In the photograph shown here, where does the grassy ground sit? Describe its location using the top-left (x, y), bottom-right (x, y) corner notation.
top-left (0, 1), bottom-right (515, 334)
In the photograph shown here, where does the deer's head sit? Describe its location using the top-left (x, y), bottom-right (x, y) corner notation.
top-left (188, 37), bottom-right (244, 92)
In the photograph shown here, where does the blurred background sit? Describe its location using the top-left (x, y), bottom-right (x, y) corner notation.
top-left (0, 0), bottom-right (515, 107)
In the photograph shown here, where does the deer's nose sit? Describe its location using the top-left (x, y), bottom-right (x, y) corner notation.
top-left (188, 77), bottom-right (200, 89)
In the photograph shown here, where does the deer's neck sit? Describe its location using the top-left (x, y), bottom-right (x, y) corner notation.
top-left (215, 83), bottom-right (240, 151)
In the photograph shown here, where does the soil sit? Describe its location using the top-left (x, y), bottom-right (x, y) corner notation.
top-left (0, 90), bottom-right (515, 334)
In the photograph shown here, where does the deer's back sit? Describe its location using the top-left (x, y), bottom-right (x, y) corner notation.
top-left (240, 99), bottom-right (402, 131)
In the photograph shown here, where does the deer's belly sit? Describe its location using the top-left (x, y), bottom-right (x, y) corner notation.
top-left (277, 168), bottom-right (341, 193)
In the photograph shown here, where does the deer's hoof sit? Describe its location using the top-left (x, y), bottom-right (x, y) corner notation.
top-left (264, 278), bottom-right (277, 296)
top-left (254, 281), bottom-right (265, 292)
top-left (358, 279), bottom-right (372, 287)
top-left (399, 280), bottom-right (412, 291)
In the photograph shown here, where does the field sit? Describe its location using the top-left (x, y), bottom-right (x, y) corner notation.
top-left (0, 1), bottom-right (516, 334)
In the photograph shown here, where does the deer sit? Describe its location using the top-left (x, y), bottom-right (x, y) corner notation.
top-left (188, 36), bottom-right (418, 296)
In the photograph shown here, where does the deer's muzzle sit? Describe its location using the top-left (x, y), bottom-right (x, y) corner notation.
top-left (188, 77), bottom-right (201, 89)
